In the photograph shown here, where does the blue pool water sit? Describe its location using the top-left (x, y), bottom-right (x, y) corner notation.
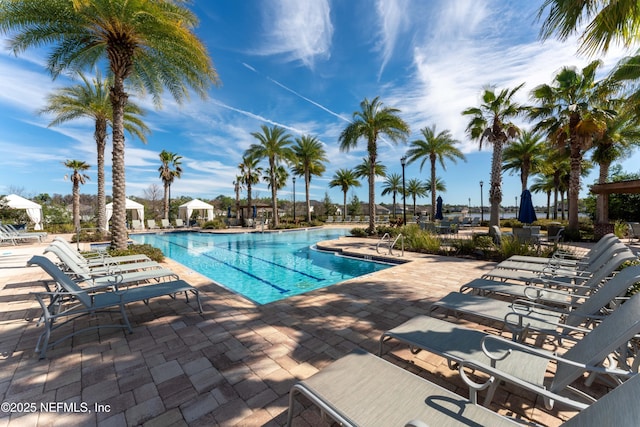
top-left (130, 229), bottom-right (391, 304)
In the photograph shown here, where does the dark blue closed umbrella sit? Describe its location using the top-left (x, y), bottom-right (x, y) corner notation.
top-left (435, 196), bottom-right (443, 220)
top-left (227, 206), bottom-right (232, 218)
top-left (252, 205), bottom-right (257, 218)
top-left (518, 189), bottom-right (537, 224)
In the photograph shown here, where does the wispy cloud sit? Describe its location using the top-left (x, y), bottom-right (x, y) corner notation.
top-left (256, 0), bottom-right (333, 68)
top-left (374, 0), bottom-right (410, 79)
top-left (210, 99), bottom-right (309, 135)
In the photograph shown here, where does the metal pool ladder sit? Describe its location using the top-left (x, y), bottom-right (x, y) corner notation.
top-left (376, 233), bottom-right (404, 256)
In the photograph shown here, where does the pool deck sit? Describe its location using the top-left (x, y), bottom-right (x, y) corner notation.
top-left (0, 229), bottom-right (637, 426)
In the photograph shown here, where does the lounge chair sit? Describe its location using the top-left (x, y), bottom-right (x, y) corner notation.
top-left (52, 237), bottom-right (150, 267)
top-left (381, 290), bottom-right (640, 411)
top-left (628, 222), bottom-right (640, 243)
top-left (147, 219), bottom-right (159, 230)
top-left (174, 218), bottom-right (185, 228)
top-left (130, 219), bottom-right (144, 231)
top-left (325, 216), bottom-right (334, 223)
top-left (49, 240), bottom-right (154, 271)
top-left (462, 248), bottom-right (637, 303)
top-left (3, 224), bottom-right (47, 241)
top-left (0, 224), bottom-right (42, 243)
top-left (28, 256), bottom-right (201, 358)
top-left (496, 233), bottom-right (619, 270)
top-left (429, 263), bottom-right (640, 342)
top-left (288, 349), bottom-right (640, 427)
top-left (43, 245), bottom-right (177, 289)
top-left (161, 219), bottom-right (173, 229)
top-left (0, 229), bottom-right (16, 245)
top-left (482, 242), bottom-right (631, 284)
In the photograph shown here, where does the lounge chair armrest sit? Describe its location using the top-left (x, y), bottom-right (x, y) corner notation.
top-left (458, 359), bottom-right (591, 410)
top-left (405, 421), bottom-right (429, 427)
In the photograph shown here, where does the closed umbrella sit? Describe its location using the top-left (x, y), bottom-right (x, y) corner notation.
top-left (435, 196), bottom-right (444, 220)
top-left (517, 189), bottom-right (537, 224)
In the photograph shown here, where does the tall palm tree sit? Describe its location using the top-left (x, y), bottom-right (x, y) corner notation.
top-left (529, 60), bottom-right (616, 232)
top-left (530, 174), bottom-right (555, 220)
top-left (425, 177), bottom-right (447, 193)
top-left (41, 72), bottom-right (149, 233)
top-left (292, 135), bottom-right (327, 222)
top-left (381, 173), bottom-right (403, 219)
top-left (233, 177), bottom-right (242, 222)
top-left (329, 169), bottom-right (361, 221)
top-left (502, 130), bottom-right (546, 192)
top-left (405, 124), bottom-right (465, 220)
top-left (1, 0), bottom-right (219, 249)
top-left (158, 150), bottom-right (183, 220)
top-left (238, 153), bottom-right (262, 222)
top-left (339, 97), bottom-right (410, 233)
top-left (263, 165), bottom-right (289, 191)
top-left (64, 160), bottom-right (90, 231)
top-left (248, 125), bottom-right (293, 227)
top-left (463, 84), bottom-right (526, 227)
top-left (537, 0), bottom-right (640, 55)
top-left (406, 178), bottom-right (429, 215)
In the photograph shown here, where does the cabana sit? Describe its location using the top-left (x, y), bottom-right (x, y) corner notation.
top-left (4, 194), bottom-right (43, 230)
top-left (105, 198), bottom-right (145, 231)
top-left (178, 199), bottom-right (214, 223)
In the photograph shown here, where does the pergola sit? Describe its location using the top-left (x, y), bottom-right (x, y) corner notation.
top-left (590, 179), bottom-right (640, 222)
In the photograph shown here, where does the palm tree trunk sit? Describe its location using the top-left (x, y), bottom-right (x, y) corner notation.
top-left (596, 161), bottom-right (610, 224)
top-left (163, 182), bottom-right (170, 219)
top-left (95, 119), bottom-right (107, 233)
top-left (368, 154), bottom-right (376, 234)
top-left (343, 190), bottom-right (347, 221)
top-left (247, 182), bottom-right (252, 225)
top-left (568, 145), bottom-right (581, 231)
top-left (489, 139), bottom-right (504, 227)
top-left (305, 171), bottom-right (311, 223)
top-left (73, 176), bottom-right (80, 231)
top-left (109, 74), bottom-right (129, 250)
top-left (430, 156), bottom-right (436, 220)
top-left (270, 160), bottom-right (279, 227)
top-left (546, 191), bottom-right (551, 220)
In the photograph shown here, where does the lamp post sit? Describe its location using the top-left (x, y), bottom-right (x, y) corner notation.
top-left (400, 155), bottom-right (407, 225)
top-left (292, 176), bottom-right (296, 223)
top-left (479, 181), bottom-right (484, 223)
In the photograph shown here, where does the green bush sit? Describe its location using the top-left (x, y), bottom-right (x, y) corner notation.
top-left (349, 227), bottom-right (368, 237)
top-left (201, 218), bottom-right (227, 229)
top-left (71, 230), bottom-right (111, 243)
top-left (109, 244), bottom-right (164, 263)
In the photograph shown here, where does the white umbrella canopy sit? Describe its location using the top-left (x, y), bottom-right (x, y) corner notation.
top-left (105, 198), bottom-right (145, 231)
top-left (178, 199), bottom-right (214, 222)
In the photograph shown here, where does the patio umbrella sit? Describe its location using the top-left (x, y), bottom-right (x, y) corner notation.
top-left (517, 189), bottom-right (537, 224)
top-left (435, 196), bottom-right (444, 220)
top-left (252, 205), bottom-right (257, 218)
top-left (227, 206), bottom-right (232, 218)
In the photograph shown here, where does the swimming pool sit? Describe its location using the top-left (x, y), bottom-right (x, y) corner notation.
top-left (129, 229), bottom-right (391, 304)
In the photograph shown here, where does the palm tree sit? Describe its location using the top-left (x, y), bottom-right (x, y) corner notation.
top-left (158, 150), bottom-right (183, 220)
top-left (463, 84), bottom-right (526, 227)
top-left (530, 174), bottom-right (555, 220)
top-left (248, 125), bottom-right (293, 227)
top-left (292, 135), bottom-right (328, 222)
top-left (406, 178), bottom-right (429, 215)
top-left (354, 158), bottom-right (387, 182)
top-left (502, 131), bottom-right (546, 192)
top-left (40, 72), bottom-right (149, 233)
top-left (329, 169), bottom-right (361, 221)
top-left (425, 177), bottom-right (447, 193)
top-left (381, 173), bottom-right (403, 219)
top-left (529, 61), bottom-right (616, 232)
top-left (263, 165), bottom-right (289, 191)
top-left (233, 177), bottom-right (242, 222)
top-left (238, 153), bottom-right (262, 222)
top-left (64, 160), bottom-right (90, 231)
top-left (339, 97), bottom-right (410, 233)
top-left (1, 0), bottom-right (219, 249)
top-left (537, 0), bottom-right (640, 55)
top-left (405, 124), bottom-right (465, 220)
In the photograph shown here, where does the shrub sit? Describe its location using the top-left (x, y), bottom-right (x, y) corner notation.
top-left (349, 227), bottom-right (368, 237)
top-left (201, 218), bottom-right (227, 229)
top-left (71, 230), bottom-right (111, 243)
top-left (109, 244), bottom-right (164, 263)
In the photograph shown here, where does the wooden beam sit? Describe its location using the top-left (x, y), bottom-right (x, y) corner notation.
top-left (590, 179), bottom-right (640, 195)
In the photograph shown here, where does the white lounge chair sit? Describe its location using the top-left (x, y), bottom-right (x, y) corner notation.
top-left (174, 218), bottom-right (185, 228)
top-left (147, 219), bottom-right (159, 230)
top-left (161, 219), bottom-right (173, 229)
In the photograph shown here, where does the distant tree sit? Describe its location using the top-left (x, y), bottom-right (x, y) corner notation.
top-left (329, 169), bottom-right (361, 221)
top-left (354, 158), bottom-right (387, 182)
top-left (502, 131), bottom-right (546, 192)
top-left (143, 183), bottom-right (163, 219)
top-left (463, 84), bottom-right (525, 227)
top-left (381, 173), bottom-right (403, 218)
top-left (339, 97), bottom-right (410, 233)
top-left (406, 124), bottom-right (465, 220)
top-left (64, 160), bottom-right (90, 230)
top-left (292, 135), bottom-right (328, 222)
top-left (406, 178), bottom-right (429, 215)
top-left (41, 71), bottom-right (148, 232)
top-left (248, 125), bottom-right (294, 227)
top-left (322, 192), bottom-right (334, 217)
top-left (348, 194), bottom-right (362, 216)
top-left (238, 153), bottom-right (263, 220)
top-left (158, 150), bottom-right (183, 220)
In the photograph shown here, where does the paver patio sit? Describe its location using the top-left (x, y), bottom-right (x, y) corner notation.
top-left (0, 230), bottom-right (629, 426)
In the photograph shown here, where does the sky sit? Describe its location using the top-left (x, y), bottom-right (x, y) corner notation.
top-left (1, 0), bottom-right (639, 211)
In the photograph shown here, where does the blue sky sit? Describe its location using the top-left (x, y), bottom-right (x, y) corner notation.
top-left (1, 0), bottom-right (638, 210)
